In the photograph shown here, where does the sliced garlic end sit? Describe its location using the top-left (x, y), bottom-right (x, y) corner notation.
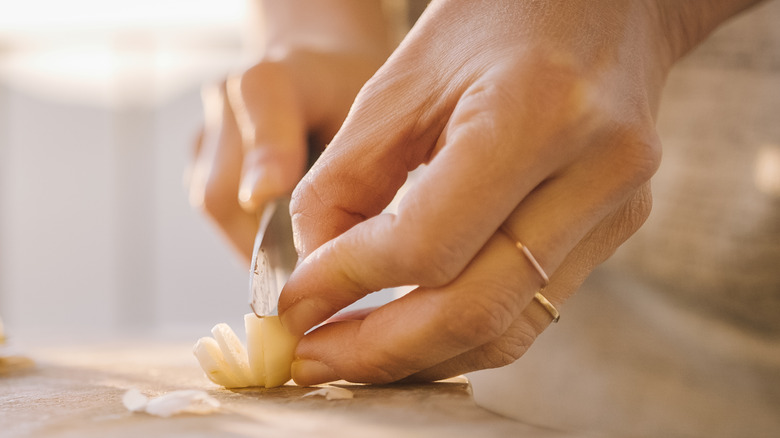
top-left (193, 337), bottom-right (243, 388)
top-left (210, 323), bottom-right (253, 385)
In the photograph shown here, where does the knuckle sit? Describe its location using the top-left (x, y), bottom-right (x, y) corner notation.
top-left (614, 131), bottom-right (663, 186)
top-left (240, 60), bottom-right (283, 89)
top-left (289, 176), bottom-right (315, 219)
top-left (518, 52), bottom-right (664, 185)
top-left (587, 184), bottom-right (655, 258)
top-left (519, 48), bottom-right (594, 120)
top-left (586, 116), bottom-right (663, 191)
top-left (478, 326), bottom-right (537, 369)
top-left (441, 290), bottom-right (516, 349)
top-left (442, 306), bottom-right (504, 350)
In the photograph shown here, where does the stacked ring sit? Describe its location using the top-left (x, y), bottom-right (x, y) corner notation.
top-left (500, 225), bottom-right (560, 323)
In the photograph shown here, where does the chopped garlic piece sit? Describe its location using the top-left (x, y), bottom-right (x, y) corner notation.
top-left (193, 337), bottom-right (243, 388)
top-left (211, 323), bottom-right (253, 386)
top-left (194, 315), bottom-right (300, 389)
top-left (303, 386), bottom-right (354, 401)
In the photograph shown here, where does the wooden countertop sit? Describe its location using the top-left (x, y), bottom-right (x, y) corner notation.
top-left (1, 339), bottom-right (582, 438)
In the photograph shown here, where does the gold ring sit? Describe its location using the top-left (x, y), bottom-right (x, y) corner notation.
top-left (533, 291), bottom-right (560, 323)
top-left (500, 225), bottom-right (560, 323)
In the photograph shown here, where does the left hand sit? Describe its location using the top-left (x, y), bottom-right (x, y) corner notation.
top-left (276, 0), bottom-right (744, 385)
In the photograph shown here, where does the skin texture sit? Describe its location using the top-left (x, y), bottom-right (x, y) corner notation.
top-left (190, 0), bottom-right (763, 385)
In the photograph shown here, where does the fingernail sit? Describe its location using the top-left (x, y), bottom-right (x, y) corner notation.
top-left (238, 168), bottom-right (262, 211)
top-left (280, 298), bottom-right (322, 337)
top-left (291, 359), bottom-right (338, 386)
top-left (238, 166), bottom-right (283, 212)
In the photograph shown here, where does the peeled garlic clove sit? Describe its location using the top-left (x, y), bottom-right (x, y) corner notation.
top-left (211, 323), bottom-right (253, 386)
top-left (193, 337), bottom-right (243, 388)
top-left (261, 316), bottom-right (301, 388)
top-left (244, 313), bottom-right (266, 387)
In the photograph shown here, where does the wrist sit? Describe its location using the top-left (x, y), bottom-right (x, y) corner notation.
top-left (654, 0), bottom-right (765, 63)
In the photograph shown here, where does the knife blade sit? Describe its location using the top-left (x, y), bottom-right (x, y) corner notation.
top-left (249, 196), bottom-right (298, 317)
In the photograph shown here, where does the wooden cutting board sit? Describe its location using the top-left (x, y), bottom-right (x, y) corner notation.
top-left (0, 339), bottom-right (584, 438)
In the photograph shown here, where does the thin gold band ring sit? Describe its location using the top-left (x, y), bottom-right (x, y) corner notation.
top-left (500, 225), bottom-right (560, 323)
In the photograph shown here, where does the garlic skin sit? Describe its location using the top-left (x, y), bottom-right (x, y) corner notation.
top-left (122, 388), bottom-right (149, 412)
top-left (123, 389), bottom-right (220, 417)
top-left (303, 386), bottom-right (355, 401)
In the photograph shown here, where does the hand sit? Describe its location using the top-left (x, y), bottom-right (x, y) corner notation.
top-left (187, 0), bottom-right (391, 262)
top-left (279, 0), bottom-right (760, 385)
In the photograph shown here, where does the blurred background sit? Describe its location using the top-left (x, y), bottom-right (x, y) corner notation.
top-left (1, 0), bottom-right (777, 346)
top-left (0, 0), bottom-right (256, 339)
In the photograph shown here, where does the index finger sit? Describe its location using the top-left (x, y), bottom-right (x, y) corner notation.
top-left (280, 67), bottom-right (565, 335)
top-left (290, 231), bottom-right (537, 385)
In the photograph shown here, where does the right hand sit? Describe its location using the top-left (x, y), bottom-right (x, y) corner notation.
top-left (186, 0), bottom-right (392, 263)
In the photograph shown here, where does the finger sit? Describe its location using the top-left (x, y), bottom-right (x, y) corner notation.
top-left (281, 64), bottom-right (660, 336)
top-left (406, 184), bottom-right (654, 382)
top-left (289, 54), bottom-right (595, 259)
top-left (291, 231), bottom-right (537, 385)
top-left (288, 152), bottom-right (658, 384)
top-left (280, 71), bottom-right (554, 333)
top-left (324, 307), bottom-right (376, 324)
top-left (190, 83), bottom-right (258, 261)
top-left (403, 305), bottom-right (549, 383)
top-left (188, 84), bottom-right (221, 207)
top-left (288, 57), bottom-right (458, 259)
top-left (227, 62), bottom-right (308, 213)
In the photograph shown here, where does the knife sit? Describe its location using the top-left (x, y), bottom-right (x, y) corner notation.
top-left (248, 196), bottom-right (298, 317)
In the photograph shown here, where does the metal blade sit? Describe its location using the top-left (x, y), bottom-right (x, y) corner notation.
top-left (248, 196), bottom-right (297, 317)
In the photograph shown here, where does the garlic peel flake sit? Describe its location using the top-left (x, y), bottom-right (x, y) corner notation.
top-left (122, 388), bottom-right (149, 412)
top-left (302, 386), bottom-right (354, 401)
top-left (123, 389), bottom-right (220, 417)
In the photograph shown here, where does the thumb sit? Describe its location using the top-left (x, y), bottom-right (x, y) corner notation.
top-left (227, 62), bottom-right (308, 213)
